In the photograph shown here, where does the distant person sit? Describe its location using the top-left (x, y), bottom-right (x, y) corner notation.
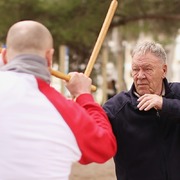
top-left (0, 20), bottom-right (117, 180)
top-left (103, 40), bottom-right (180, 180)
top-left (107, 79), bottom-right (117, 99)
top-left (106, 62), bottom-right (117, 99)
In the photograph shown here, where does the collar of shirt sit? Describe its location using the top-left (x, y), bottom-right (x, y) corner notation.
top-left (134, 82), bottom-right (165, 97)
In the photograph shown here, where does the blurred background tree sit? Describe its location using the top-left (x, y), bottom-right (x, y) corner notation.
top-left (0, 0), bottom-right (110, 67)
top-left (0, 0), bottom-right (180, 98)
top-left (113, 0), bottom-right (180, 41)
top-left (0, 0), bottom-right (180, 64)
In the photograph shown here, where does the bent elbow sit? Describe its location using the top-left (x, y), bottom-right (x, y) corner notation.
top-left (79, 135), bottom-right (117, 165)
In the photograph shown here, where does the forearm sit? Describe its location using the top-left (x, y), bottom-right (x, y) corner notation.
top-left (75, 94), bottom-right (117, 164)
top-left (162, 97), bottom-right (180, 117)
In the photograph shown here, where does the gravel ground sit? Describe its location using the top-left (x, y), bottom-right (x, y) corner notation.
top-left (69, 158), bottom-right (116, 180)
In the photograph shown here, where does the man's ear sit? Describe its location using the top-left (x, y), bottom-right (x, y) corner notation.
top-left (1, 48), bottom-right (8, 64)
top-left (162, 64), bottom-right (167, 79)
top-left (45, 48), bottom-right (54, 67)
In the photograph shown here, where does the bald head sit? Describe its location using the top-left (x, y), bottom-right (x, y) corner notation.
top-left (6, 20), bottom-right (53, 60)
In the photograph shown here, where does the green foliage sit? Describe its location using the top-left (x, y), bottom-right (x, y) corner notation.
top-left (0, 0), bottom-right (180, 67)
top-left (114, 0), bottom-right (180, 44)
top-left (0, 0), bottom-right (110, 64)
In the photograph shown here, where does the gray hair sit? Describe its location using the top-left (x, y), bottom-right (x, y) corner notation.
top-left (131, 41), bottom-right (167, 63)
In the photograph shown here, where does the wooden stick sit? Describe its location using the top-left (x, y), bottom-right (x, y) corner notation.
top-left (84, 0), bottom-right (118, 77)
top-left (50, 68), bottom-right (97, 92)
top-left (50, 0), bottom-right (118, 92)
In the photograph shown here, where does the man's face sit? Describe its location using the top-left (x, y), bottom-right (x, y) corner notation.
top-left (131, 52), bottom-right (167, 96)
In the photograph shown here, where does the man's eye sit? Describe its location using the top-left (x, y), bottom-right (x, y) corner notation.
top-left (132, 68), bottom-right (139, 72)
top-left (146, 68), bottom-right (152, 71)
top-left (132, 69), bottom-right (139, 76)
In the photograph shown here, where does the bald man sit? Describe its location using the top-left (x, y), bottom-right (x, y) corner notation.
top-left (0, 20), bottom-right (117, 180)
top-left (1, 20), bottom-right (54, 82)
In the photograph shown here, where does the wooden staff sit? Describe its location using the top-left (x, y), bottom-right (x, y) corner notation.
top-left (50, 0), bottom-right (118, 91)
top-left (50, 69), bottom-right (97, 92)
top-left (84, 0), bottom-right (118, 77)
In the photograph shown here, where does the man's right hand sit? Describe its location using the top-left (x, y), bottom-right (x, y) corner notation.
top-left (65, 72), bottom-right (92, 99)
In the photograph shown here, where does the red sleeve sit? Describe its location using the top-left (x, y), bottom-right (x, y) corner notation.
top-left (37, 79), bottom-right (117, 164)
top-left (75, 94), bottom-right (117, 164)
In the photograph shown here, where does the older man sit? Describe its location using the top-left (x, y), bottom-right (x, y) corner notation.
top-left (103, 41), bottom-right (180, 180)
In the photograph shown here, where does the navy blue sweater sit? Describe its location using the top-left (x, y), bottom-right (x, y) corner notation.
top-left (103, 78), bottom-right (180, 180)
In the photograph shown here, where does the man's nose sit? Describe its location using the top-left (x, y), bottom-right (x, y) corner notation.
top-left (137, 70), bottom-right (146, 79)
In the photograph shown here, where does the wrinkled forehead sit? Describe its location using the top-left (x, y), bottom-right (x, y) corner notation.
top-left (132, 52), bottom-right (164, 65)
